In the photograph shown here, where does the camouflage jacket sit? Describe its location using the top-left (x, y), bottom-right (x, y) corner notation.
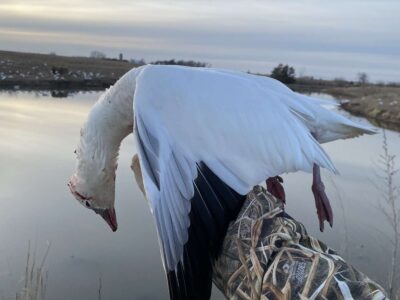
top-left (213, 186), bottom-right (387, 300)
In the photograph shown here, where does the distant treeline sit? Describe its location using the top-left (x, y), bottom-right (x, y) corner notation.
top-left (150, 59), bottom-right (210, 68)
top-left (253, 63), bottom-right (400, 87)
top-left (90, 50), bottom-right (210, 68)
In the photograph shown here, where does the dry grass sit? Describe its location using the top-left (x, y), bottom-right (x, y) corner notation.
top-left (15, 242), bottom-right (50, 300)
top-left (337, 86), bottom-right (400, 131)
top-left (375, 130), bottom-right (400, 298)
top-left (291, 83), bottom-right (400, 132)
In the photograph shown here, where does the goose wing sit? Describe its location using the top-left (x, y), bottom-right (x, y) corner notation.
top-left (133, 65), bottom-right (372, 299)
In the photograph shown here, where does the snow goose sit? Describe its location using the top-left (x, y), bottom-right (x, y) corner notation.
top-left (68, 65), bottom-right (375, 300)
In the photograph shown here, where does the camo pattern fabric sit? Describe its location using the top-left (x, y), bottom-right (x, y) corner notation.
top-left (213, 186), bottom-right (388, 300)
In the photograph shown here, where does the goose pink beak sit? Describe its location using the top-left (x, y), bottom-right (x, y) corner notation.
top-left (100, 208), bottom-right (118, 232)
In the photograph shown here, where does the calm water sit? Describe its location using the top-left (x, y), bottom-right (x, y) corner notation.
top-left (0, 91), bottom-right (399, 299)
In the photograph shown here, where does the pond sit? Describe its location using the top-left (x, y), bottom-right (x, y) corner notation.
top-left (0, 90), bottom-right (399, 299)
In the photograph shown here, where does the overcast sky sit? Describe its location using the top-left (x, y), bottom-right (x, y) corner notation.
top-left (1, 0), bottom-right (399, 81)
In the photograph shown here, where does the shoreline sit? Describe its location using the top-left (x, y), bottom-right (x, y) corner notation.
top-left (1, 50), bottom-right (399, 132)
top-left (290, 84), bottom-right (400, 132)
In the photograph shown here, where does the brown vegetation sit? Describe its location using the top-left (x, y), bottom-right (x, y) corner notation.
top-left (16, 242), bottom-right (50, 300)
top-left (289, 79), bottom-right (400, 132)
top-left (375, 131), bottom-right (400, 299)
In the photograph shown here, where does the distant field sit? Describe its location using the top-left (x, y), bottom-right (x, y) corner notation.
top-left (0, 50), bottom-right (138, 90)
top-left (1, 49), bottom-right (399, 131)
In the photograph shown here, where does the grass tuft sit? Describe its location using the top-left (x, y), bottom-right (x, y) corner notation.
top-left (15, 241), bottom-right (50, 300)
top-left (375, 130), bottom-right (400, 298)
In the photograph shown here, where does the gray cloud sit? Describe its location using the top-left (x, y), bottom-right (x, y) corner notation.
top-left (0, 0), bottom-right (399, 81)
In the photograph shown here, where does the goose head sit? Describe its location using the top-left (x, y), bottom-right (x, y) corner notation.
top-left (68, 127), bottom-right (119, 232)
top-left (67, 67), bottom-right (142, 232)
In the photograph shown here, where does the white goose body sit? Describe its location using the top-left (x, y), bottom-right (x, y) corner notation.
top-left (71, 65), bottom-right (374, 300)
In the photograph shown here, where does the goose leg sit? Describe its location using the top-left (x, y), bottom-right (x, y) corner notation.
top-left (131, 154), bottom-right (146, 196)
top-left (266, 176), bottom-right (286, 203)
top-left (312, 164), bottom-right (333, 231)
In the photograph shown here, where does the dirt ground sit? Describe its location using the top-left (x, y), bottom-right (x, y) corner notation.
top-left (0, 50), bottom-right (137, 90)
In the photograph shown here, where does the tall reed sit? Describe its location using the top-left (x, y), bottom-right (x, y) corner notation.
top-left (375, 130), bottom-right (399, 298)
top-left (15, 242), bottom-right (50, 300)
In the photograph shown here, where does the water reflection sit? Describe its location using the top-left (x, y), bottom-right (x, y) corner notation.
top-left (0, 91), bottom-right (169, 300)
top-left (0, 91), bottom-right (398, 299)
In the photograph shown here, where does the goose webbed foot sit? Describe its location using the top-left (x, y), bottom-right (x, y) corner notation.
top-left (266, 176), bottom-right (286, 204)
top-left (312, 163), bottom-right (333, 232)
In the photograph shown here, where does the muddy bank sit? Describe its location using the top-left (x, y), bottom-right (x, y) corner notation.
top-left (291, 84), bottom-right (400, 132)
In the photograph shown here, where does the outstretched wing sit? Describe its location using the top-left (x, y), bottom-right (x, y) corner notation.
top-left (133, 65), bottom-right (373, 299)
top-left (135, 113), bottom-right (245, 300)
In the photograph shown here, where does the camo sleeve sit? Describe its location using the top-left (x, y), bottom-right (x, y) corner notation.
top-left (213, 186), bottom-right (387, 300)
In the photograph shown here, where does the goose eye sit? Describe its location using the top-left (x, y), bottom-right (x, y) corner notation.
top-left (85, 201), bottom-right (91, 208)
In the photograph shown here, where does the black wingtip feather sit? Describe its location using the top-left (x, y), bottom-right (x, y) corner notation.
top-left (166, 162), bottom-right (246, 300)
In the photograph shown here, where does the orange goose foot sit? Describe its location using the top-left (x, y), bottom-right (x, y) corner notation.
top-left (266, 176), bottom-right (286, 204)
top-left (312, 163), bottom-right (333, 231)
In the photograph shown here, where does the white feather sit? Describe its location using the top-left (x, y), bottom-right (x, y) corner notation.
top-left (130, 65), bottom-right (375, 270)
